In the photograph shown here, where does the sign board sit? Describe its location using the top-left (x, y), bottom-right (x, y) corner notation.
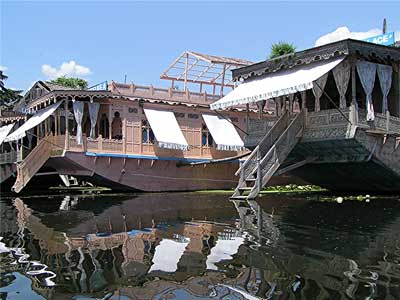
top-left (88, 81), bottom-right (108, 91)
top-left (363, 32), bottom-right (395, 46)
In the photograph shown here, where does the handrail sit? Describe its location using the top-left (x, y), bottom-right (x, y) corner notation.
top-left (235, 110), bottom-right (289, 177)
top-left (12, 135), bottom-right (55, 192)
top-left (259, 110), bottom-right (304, 169)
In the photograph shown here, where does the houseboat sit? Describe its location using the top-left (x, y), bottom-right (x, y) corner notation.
top-left (0, 51), bottom-right (288, 193)
top-left (208, 39), bottom-right (400, 199)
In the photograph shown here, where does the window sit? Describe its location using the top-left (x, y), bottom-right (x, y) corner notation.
top-left (174, 112), bottom-right (185, 118)
top-left (128, 107), bottom-right (138, 113)
top-left (201, 124), bottom-right (213, 147)
top-left (188, 113), bottom-right (199, 119)
top-left (142, 120), bottom-right (155, 144)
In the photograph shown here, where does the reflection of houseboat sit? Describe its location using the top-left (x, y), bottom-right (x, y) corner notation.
top-left (0, 52), bottom-right (287, 192)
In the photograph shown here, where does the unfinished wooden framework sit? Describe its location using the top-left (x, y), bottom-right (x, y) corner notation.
top-left (160, 51), bottom-right (253, 95)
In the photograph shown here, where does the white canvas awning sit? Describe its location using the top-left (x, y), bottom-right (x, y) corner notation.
top-left (210, 57), bottom-right (344, 110)
top-left (4, 101), bottom-right (63, 142)
top-left (202, 114), bottom-right (245, 151)
top-left (144, 108), bottom-right (189, 150)
top-left (148, 238), bottom-right (189, 273)
top-left (0, 123), bottom-right (15, 145)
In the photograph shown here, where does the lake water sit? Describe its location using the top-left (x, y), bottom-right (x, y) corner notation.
top-left (0, 192), bottom-right (399, 300)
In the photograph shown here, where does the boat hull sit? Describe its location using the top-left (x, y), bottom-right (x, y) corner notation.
top-left (45, 151), bottom-right (296, 192)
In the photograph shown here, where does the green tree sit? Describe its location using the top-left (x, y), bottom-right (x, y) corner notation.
top-left (269, 42), bottom-right (296, 59)
top-left (49, 76), bottom-right (88, 89)
top-left (0, 71), bottom-right (22, 110)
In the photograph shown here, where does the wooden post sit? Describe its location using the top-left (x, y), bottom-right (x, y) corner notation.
top-left (398, 62), bottom-right (400, 118)
top-left (123, 106), bottom-right (127, 153)
top-left (220, 63), bottom-right (226, 96)
top-left (246, 103), bottom-right (249, 134)
top-left (108, 104), bottom-right (112, 139)
top-left (276, 97), bottom-right (282, 116)
top-left (184, 52), bottom-right (189, 92)
top-left (256, 148), bottom-right (262, 193)
top-left (65, 98), bottom-right (70, 150)
top-left (55, 109), bottom-right (58, 136)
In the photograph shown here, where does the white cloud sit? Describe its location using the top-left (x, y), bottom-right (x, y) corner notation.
top-left (41, 60), bottom-right (92, 79)
top-left (315, 27), bottom-right (382, 46)
top-left (0, 65), bottom-right (8, 72)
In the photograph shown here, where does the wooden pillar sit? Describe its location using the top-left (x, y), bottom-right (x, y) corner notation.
top-left (246, 103), bottom-right (249, 134)
top-left (65, 98), bottom-right (70, 150)
top-left (220, 63), bottom-right (226, 96)
top-left (108, 104), bottom-right (112, 139)
top-left (398, 62), bottom-right (400, 117)
top-left (55, 109), bottom-right (58, 136)
top-left (44, 117), bottom-right (48, 136)
top-left (184, 52), bottom-right (189, 92)
top-left (123, 106), bottom-right (127, 153)
top-left (289, 94), bottom-right (294, 114)
top-left (276, 97), bottom-right (282, 116)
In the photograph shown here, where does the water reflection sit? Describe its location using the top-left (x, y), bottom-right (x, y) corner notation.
top-left (0, 193), bottom-right (399, 299)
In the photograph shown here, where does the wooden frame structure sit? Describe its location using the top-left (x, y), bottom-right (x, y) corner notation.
top-left (160, 51), bottom-right (253, 95)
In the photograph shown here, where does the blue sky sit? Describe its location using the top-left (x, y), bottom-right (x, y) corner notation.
top-left (1, 1), bottom-right (399, 92)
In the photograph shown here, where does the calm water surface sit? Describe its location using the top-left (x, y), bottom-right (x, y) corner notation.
top-left (0, 192), bottom-right (399, 300)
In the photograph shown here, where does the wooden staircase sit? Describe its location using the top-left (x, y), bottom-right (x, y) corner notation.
top-left (231, 110), bottom-right (305, 201)
top-left (12, 135), bottom-right (57, 193)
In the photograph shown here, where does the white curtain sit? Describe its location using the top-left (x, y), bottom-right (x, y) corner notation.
top-left (312, 73), bottom-right (329, 112)
top-left (333, 60), bottom-right (351, 108)
top-left (73, 101), bottom-right (84, 145)
top-left (356, 61), bottom-right (377, 121)
top-left (376, 64), bottom-right (392, 113)
top-left (88, 102), bottom-right (100, 139)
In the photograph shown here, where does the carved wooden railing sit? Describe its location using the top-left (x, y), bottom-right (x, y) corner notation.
top-left (235, 110), bottom-right (289, 179)
top-left (12, 135), bottom-right (55, 193)
top-left (0, 151), bottom-right (18, 165)
top-left (357, 109), bottom-right (400, 133)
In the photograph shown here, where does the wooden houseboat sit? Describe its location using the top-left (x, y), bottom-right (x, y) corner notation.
top-left (209, 39), bottom-right (400, 199)
top-left (0, 51), bottom-right (289, 193)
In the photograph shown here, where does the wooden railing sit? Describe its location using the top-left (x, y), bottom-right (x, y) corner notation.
top-left (12, 135), bottom-right (55, 193)
top-left (235, 110), bottom-right (289, 179)
top-left (110, 82), bottom-right (221, 105)
top-left (251, 111), bottom-right (305, 199)
top-left (0, 151), bottom-right (19, 165)
top-left (358, 109), bottom-right (400, 133)
top-left (232, 110), bottom-right (305, 200)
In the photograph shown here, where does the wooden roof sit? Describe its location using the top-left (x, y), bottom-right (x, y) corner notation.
top-left (232, 39), bottom-right (400, 81)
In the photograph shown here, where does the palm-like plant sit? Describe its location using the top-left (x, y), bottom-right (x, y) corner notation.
top-left (269, 42), bottom-right (296, 59)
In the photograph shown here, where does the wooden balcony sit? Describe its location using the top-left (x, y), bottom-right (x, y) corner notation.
top-left (109, 82), bottom-right (221, 106)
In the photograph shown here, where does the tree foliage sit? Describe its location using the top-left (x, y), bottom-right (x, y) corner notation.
top-left (49, 76), bottom-right (88, 90)
top-left (0, 71), bottom-right (22, 110)
top-left (269, 42), bottom-right (296, 59)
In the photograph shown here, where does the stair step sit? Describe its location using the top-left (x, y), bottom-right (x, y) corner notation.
top-left (245, 178), bottom-right (256, 182)
top-left (230, 195), bottom-right (249, 200)
top-left (238, 187), bottom-right (253, 191)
